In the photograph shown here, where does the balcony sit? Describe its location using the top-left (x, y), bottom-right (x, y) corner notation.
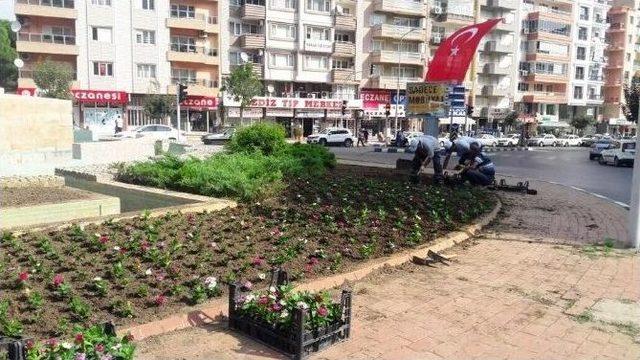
top-left (369, 75), bottom-right (423, 89)
top-left (483, 41), bottom-right (512, 53)
top-left (485, 0), bottom-right (517, 10)
top-left (334, 14), bottom-right (356, 31)
top-left (231, 63), bottom-right (263, 78)
top-left (331, 68), bottom-right (358, 84)
top-left (607, 23), bottom-right (625, 32)
top-left (483, 63), bottom-right (510, 76)
top-left (370, 50), bottom-right (423, 66)
top-left (168, 78), bottom-right (219, 97)
top-left (240, 33), bottom-right (265, 49)
top-left (16, 32), bottom-right (78, 55)
top-left (333, 41), bottom-right (355, 56)
top-left (480, 85), bottom-right (508, 97)
top-left (525, 51), bottom-right (569, 62)
top-left (526, 9), bottom-right (572, 23)
top-left (15, 0), bottom-right (77, 19)
top-left (166, 13), bottom-right (218, 33)
top-left (587, 94), bottom-right (604, 103)
top-left (525, 71), bottom-right (568, 83)
top-left (430, 34), bottom-right (444, 45)
top-left (167, 45), bottom-right (219, 65)
top-left (521, 92), bottom-right (566, 104)
top-left (241, 3), bottom-right (265, 20)
top-left (304, 39), bottom-right (333, 53)
top-left (372, 25), bottom-right (425, 41)
top-left (434, 12), bottom-right (474, 25)
top-left (373, 0), bottom-right (426, 17)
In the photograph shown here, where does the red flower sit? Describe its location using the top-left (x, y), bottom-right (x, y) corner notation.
top-left (308, 257), bottom-right (319, 266)
top-left (95, 343), bottom-right (105, 352)
top-left (25, 339), bottom-right (35, 350)
top-left (119, 247), bottom-right (127, 255)
top-left (53, 274), bottom-right (64, 287)
top-left (252, 257), bottom-right (264, 267)
top-left (304, 264), bottom-right (313, 273)
top-left (317, 306), bottom-right (328, 317)
top-left (124, 333), bottom-right (134, 342)
top-left (154, 294), bottom-right (167, 307)
top-left (99, 235), bottom-right (109, 244)
top-left (258, 296), bottom-right (269, 305)
top-left (45, 338), bottom-right (58, 348)
top-left (271, 303), bottom-right (282, 312)
top-left (140, 242), bottom-right (150, 252)
top-left (187, 213), bottom-right (196, 225)
top-left (75, 333), bottom-right (84, 344)
top-left (18, 271), bottom-right (29, 282)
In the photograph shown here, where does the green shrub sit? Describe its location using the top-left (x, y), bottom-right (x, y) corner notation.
top-left (282, 143), bottom-right (336, 177)
top-left (226, 122), bottom-right (286, 155)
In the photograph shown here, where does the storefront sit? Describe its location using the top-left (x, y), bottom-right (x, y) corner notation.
top-left (175, 95), bottom-right (219, 133)
top-left (360, 89), bottom-right (417, 137)
top-left (72, 90), bottom-right (129, 140)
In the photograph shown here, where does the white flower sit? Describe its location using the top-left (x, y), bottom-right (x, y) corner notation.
top-left (258, 273), bottom-right (266, 280)
top-left (204, 276), bottom-right (217, 290)
top-left (268, 294), bottom-right (277, 300)
top-left (113, 246), bottom-right (121, 251)
top-left (93, 277), bottom-right (102, 281)
top-left (94, 233), bottom-right (101, 238)
top-left (296, 301), bottom-right (309, 310)
top-left (280, 309), bottom-right (289, 318)
top-left (279, 299), bottom-right (286, 306)
top-left (245, 294), bottom-right (256, 302)
top-left (145, 268), bottom-right (152, 276)
top-left (210, 242), bottom-right (218, 248)
top-left (61, 342), bottom-right (72, 350)
top-left (113, 344), bottom-right (122, 350)
top-left (269, 286), bottom-right (277, 293)
top-left (187, 232), bottom-right (194, 239)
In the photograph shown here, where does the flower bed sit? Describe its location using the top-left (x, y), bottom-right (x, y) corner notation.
top-left (0, 166), bottom-right (495, 341)
top-left (228, 270), bottom-right (351, 359)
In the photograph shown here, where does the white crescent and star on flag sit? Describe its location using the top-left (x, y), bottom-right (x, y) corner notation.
top-left (448, 27), bottom-right (479, 57)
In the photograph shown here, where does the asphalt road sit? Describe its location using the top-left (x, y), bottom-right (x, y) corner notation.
top-left (330, 146), bottom-right (634, 206)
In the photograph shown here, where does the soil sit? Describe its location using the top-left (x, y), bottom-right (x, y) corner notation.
top-left (0, 186), bottom-right (95, 208)
top-left (0, 166), bottom-right (495, 340)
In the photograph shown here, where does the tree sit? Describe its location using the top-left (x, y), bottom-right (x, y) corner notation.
top-left (0, 20), bottom-right (17, 91)
top-left (622, 75), bottom-right (640, 123)
top-left (33, 60), bottom-right (73, 99)
top-left (143, 93), bottom-right (175, 123)
top-left (570, 115), bottom-right (595, 134)
top-left (502, 111), bottom-right (519, 132)
top-left (221, 63), bottom-right (262, 124)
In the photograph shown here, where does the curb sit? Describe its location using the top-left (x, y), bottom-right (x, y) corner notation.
top-left (120, 199), bottom-right (502, 340)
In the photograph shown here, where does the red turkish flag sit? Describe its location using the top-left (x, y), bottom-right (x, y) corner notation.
top-left (425, 18), bottom-right (502, 83)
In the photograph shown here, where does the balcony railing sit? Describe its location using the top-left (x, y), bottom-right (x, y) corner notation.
top-left (608, 23), bottom-right (624, 30)
top-left (169, 12), bottom-right (217, 24)
top-left (18, 32), bottom-right (76, 45)
top-left (588, 94), bottom-right (604, 100)
top-left (16, 0), bottom-right (74, 8)
top-left (523, 5), bottom-right (571, 17)
top-left (589, 75), bottom-right (604, 81)
top-left (171, 77), bottom-right (218, 88)
top-left (170, 44), bottom-right (218, 56)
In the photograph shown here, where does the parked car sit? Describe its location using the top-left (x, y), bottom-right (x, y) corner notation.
top-left (497, 134), bottom-right (521, 147)
top-left (580, 134), bottom-right (598, 147)
top-left (306, 128), bottom-right (356, 147)
top-left (598, 140), bottom-right (636, 166)
top-left (527, 134), bottom-right (557, 147)
top-left (474, 134), bottom-right (498, 147)
top-left (114, 124), bottom-right (182, 141)
top-left (589, 139), bottom-right (615, 160)
top-left (201, 128), bottom-right (235, 144)
top-left (557, 134), bottom-right (582, 147)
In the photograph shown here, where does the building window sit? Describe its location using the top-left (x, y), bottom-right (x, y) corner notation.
top-left (391, 67), bottom-right (418, 78)
top-left (394, 41), bottom-right (420, 52)
top-left (335, 33), bottom-right (351, 42)
top-left (171, 68), bottom-right (196, 83)
top-left (170, 4), bottom-right (195, 18)
top-left (229, 0), bottom-right (241, 6)
top-left (142, 0), bottom-right (154, 10)
top-left (393, 17), bottom-right (420, 28)
top-left (523, 19), bottom-right (571, 37)
top-left (576, 47), bottom-right (586, 60)
top-left (270, 0), bottom-right (296, 10)
top-left (269, 53), bottom-right (294, 68)
top-left (306, 26), bottom-right (330, 40)
top-left (230, 21), bottom-right (261, 36)
top-left (137, 64), bottom-right (156, 78)
top-left (332, 58), bottom-right (353, 69)
top-left (579, 6), bottom-right (588, 21)
top-left (91, 27), bottom-right (112, 43)
top-left (370, 14), bottom-right (385, 26)
top-left (170, 36), bottom-right (196, 52)
top-left (627, 53), bottom-right (632, 61)
top-left (135, 30), bottom-right (156, 44)
top-left (575, 67), bottom-right (584, 80)
top-left (534, 84), bottom-right (544, 91)
top-left (91, 0), bottom-right (111, 5)
top-left (270, 23), bottom-right (296, 40)
top-left (229, 51), bottom-right (242, 65)
top-left (306, 0), bottom-right (330, 12)
top-left (517, 82), bottom-right (529, 91)
top-left (304, 55), bottom-right (328, 70)
top-left (371, 40), bottom-right (382, 51)
top-left (93, 62), bottom-right (113, 76)
top-left (574, 86), bottom-right (583, 99)
top-left (578, 27), bottom-right (587, 40)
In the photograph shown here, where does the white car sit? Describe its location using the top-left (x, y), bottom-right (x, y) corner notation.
top-left (527, 134), bottom-right (557, 147)
top-left (599, 140), bottom-right (636, 167)
top-left (202, 128), bottom-right (235, 144)
top-left (115, 124), bottom-right (182, 141)
top-left (474, 134), bottom-right (498, 147)
top-left (306, 128), bottom-right (356, 147)
top-left (497, 134), bottom-right (520, 147)
top-left (558, 135), bottom-right (582, 147)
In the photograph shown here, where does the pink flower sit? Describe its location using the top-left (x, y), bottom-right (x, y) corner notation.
top-left (140, 242), bottom-right (150, 252)
top-left (155, 272), bottom-right (165, 282)
top-left (304, 264), bottom-right (313, 273)
top-left (95, 343), bottom-right (105, 352)
top-left (308, 257), bottom-right (319, 266)
top-left (25, 339), bottom-right (35, 350)
top-left (18, 271), bottom-right (29, 282)
top-left (317, 306), bottom-right (328, 317)
top-left (154, 294), bottom-right (167, 307)
top-left (46, 338), bottom-right (58, 348)
top-left (258, 296), bottom-right (269, 305)
top-left (252, 257), bottom-right (265, 267)
top-left (242, 281), bottom-right (253, 290)
top-left (99, 235), bottom-right (109, 244)
top-left (75, 333), bottom-right (84, 344)
top-left (271, 303), bottom-right (282, 312)
top-left (53, 274), bottom-right (64, 287)
top-left (187, 213), bottom-right (196, 225)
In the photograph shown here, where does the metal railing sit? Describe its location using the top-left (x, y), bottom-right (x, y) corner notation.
top-left (169, 12), bottom-right (218, 24)
top-left (16, 0), bottom-right (74, 8)
top-left (373, 50), bottom-right (422, 61)
top-left (18, 32), bottom-right (76, 45)
top-left (171, 77), bottom-right (218, 88)
top-left (169, 44), bottom-right (218, 56)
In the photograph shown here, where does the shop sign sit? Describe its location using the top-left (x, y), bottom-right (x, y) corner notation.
top-left (361, 89), bottom-right (391, 110)
top-left (266, 109), bottom-right (294, 117)
top-left (72, 90), bottom-right (128, 105)
top-left (16, 87), bottom-right (36, 96)
top-left (407, 82), bottom-right (447, 115)
top-left (489, 108), bottom-right (510, 119)
top-left (326, 110), bottom-right (353, 119)
top-left (223, 95), bottom-right (361, 110)
top-left (227, 107), bottom-right (263, 118)
top-left (181, 96), bottom-right (218, 110)
top-left (295, 111), bottom-right (325, 118)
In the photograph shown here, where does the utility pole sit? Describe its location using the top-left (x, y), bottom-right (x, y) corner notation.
top-left (176, 88), bottom-right (181, 142)
top-left (396, 28), bottom-right (419, 134)
top-left (468, 0), bottom-right (481, 128)
top-left (629, 102), bottom-right (640, 251)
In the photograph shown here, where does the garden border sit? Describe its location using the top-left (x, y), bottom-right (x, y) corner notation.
top-left (120, 196), bottom-right (502, 341)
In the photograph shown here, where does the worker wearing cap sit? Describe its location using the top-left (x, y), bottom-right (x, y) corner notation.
top-left (459, 142), bottom-right (496, 186)
top-left (408, 135), bottom-right (445, 182)
top-left (442, 134), bottom-right (482, 171)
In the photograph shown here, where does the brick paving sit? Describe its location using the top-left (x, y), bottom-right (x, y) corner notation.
top-left (136, 181), bottom-right (639, 360)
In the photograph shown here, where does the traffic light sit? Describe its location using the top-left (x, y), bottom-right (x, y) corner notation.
top-left (341, 100), bottom-right (347, 116)
top-left (178, 83), bottom-right (188, 103)
top-left (385, 103), bottom-right (391, 117)
top-left (466, 104), bottom-right (474, 117)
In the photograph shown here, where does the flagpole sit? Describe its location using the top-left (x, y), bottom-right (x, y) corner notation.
top-left (396, 28), bottom-right (419, 135)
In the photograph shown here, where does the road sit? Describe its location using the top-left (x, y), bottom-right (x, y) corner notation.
top-left (330, 147), bottom-right (634, 206)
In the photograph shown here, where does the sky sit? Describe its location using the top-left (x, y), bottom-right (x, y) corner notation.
top-left (0, 0), bottom-right (15, 21)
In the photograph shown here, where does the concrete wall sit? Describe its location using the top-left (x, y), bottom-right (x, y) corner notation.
top-left (72, 138), bottom-right (157, 162)
top-left (0, 94), bottom-right (73, 165)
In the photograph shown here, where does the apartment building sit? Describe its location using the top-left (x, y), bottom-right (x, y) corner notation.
top-left (603, 0), bottom-right (640, 133)
top-left (14, 0), bottom-right (220, 137)
top-left (223, 0), bottom-right (362, 135)
top-left (514, 0), bottom-right (573, 128)
top-left (429, 0), bottom-right (517, 129)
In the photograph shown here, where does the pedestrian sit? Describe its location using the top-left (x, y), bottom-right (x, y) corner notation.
top-left (115, 115), bottom-right (123, 133)
top-left (458, 142), bottom-right (495, 186)
top-left (407, 135), bottom-right (446, 183)
top-left (363, 129), bottom-right (369, 144)
top-left (357, 129), bottom-right (366, 147)
top-left (395, 130), bottom-right (406, 147)
top-left (442, 134), bottom-right (482, 170)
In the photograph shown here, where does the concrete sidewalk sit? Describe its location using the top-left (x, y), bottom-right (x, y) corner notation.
top-left (136, 181), bottom-right (639, 360)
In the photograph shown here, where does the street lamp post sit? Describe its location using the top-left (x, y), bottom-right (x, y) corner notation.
top-left (629, 102), bottom-right (640, 251)
top-left (395, 27), bottom-right (420, 135)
